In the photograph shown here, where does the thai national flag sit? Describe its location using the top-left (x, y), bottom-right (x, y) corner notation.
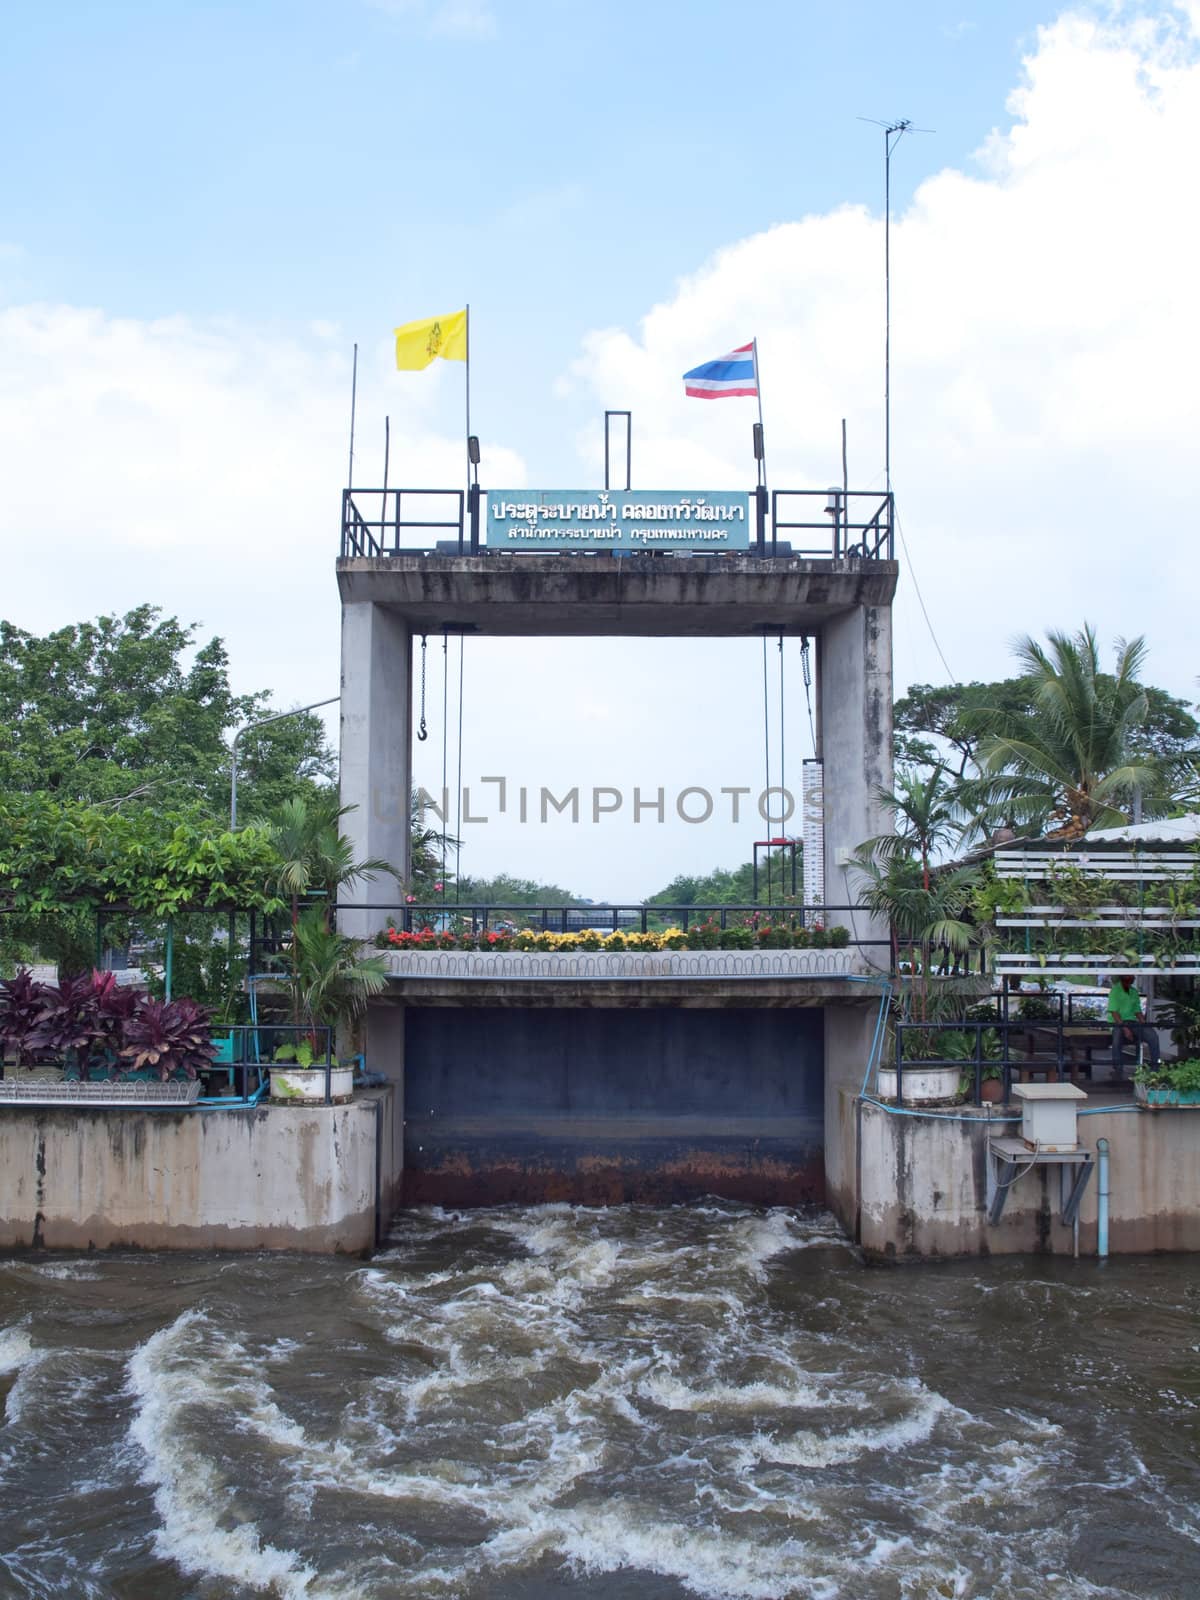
top-left (683, 342), bottom-right (757, 399)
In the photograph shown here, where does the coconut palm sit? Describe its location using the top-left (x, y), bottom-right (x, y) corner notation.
top-left (960, 626), bottom-right (1160, 841)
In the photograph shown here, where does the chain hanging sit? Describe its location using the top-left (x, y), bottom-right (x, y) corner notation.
top-left (416, 634), bottom-right (429, 742)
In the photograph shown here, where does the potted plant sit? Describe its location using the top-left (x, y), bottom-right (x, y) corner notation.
top-left (1135, 1058), bottom-right (1200, 1109)
top-left (269, 907), bottom-right (388, 1104)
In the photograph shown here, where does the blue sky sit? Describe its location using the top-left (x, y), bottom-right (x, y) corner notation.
top-left (4, 0), bottom-right (1054, 480)
top-left (3, 1), bottom-right (1197, 898)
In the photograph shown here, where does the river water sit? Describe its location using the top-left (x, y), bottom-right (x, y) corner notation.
top-left (1, 1203), bottom-right (1198, 1599)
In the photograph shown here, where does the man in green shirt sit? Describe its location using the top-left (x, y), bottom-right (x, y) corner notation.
top-left (1108, 976), bottom-right (1160, 1076)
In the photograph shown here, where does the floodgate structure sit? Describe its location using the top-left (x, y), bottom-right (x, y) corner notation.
top-left (3, 477), bottom-right (1199, 1257)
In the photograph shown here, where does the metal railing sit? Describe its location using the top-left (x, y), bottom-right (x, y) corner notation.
top-left (889, 990), bottom-right (1119, 1107)
top-left (890, 1019), bottom-right (1044, 1108)
top-left (339, 487), bottom-right (895, 561)
top-left (341, 489), bottom-right (467, 557)
top-left (770, 490), bottom-right (893, 560)
top-left (329, 900), bottom-right (886, 945)
top-left (199, 1024), bottom-right (336, 1107)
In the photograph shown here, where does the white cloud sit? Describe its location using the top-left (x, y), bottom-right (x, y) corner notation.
top-left (0, 305), bottom-right (524, 717)
top-left (3, 6), bottom-right (1199, 901)
top-left (569, 6), bottom-right (1200, 709)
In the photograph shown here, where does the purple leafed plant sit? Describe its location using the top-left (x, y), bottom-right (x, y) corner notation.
top-left (119, 997), bottom-right (217, 1081)
top-left (91, 971), bottom-right (145, 1061)
top-left (0, 970), bottom-right (50, 1068)
top-left (25, 973), bottom-right (105, 1073)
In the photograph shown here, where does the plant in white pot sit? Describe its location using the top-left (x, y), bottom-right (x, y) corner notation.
top-left (269, 908), bottom-right (389, 1104)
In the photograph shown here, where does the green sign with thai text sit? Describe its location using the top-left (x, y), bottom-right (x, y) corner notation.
top-left (487, 491), bottom-right (751, 550)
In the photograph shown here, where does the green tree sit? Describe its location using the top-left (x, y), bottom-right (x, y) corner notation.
top-left (646, 849), bottom-right (800, 909)
top-left (454, 873), bottom-right (587, 907)
top-left (896, 666), bottom-right (1198, 802)
top-left (867, 767), bottom-right (961, 889)
top-left (961, 626), bottom-right (1168, 840)
top-left (0, 607), bottom-right (333, 816)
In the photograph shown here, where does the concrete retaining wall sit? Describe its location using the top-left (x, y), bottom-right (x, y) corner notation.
top-left (849, 1094), bottom-right (1200, 1258)
top-left (0, 1091), bottom-right (399, 1254)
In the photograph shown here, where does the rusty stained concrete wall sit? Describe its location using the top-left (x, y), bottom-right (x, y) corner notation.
top-left (854, 1095), bottom-right (1200, 1258)
top-left (401, 1005), bottom-right (824, 1207)
top-left (0, 1090), bottom-right (398, 1254)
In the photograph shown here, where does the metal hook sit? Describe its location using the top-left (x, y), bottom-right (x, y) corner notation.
top-left (416, 634), bottom-right (429, 742)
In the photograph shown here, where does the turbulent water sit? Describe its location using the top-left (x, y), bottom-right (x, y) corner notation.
top-left (1, 1206), bottom-right (1199, 1599)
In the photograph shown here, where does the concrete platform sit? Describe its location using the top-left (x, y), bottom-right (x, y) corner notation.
top-left (336, 552), bottom-right (899, 636)
top-left (0, 1092), bottom-right (400, 1254)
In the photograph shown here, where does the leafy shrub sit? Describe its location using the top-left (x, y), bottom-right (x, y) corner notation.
top-left (120, 997), bottom-right (217, 1081)
top-left (0, 970), bottom-right (50, 1067)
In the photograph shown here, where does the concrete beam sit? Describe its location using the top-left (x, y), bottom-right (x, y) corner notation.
top-left (337, 554), bottom-right (898, 637)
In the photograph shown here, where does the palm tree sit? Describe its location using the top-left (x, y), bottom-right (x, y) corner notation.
top-left (867, 766), bottom-right (961, 889)
top-left (262, 793), bottom-right (396, 929)
top-left (286, 907), bottom-right (389, 1043)
top-left (851, 845), bottom-right (984, 1019)
top-left (961, 626), bottom-right (1159, 841)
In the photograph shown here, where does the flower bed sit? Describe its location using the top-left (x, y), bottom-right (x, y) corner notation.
top-left (380, 947), bottom-right (858, 981)
top-left (377, 921), bottom-right (850, 955)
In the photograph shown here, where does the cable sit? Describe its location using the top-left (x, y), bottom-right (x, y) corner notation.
top-left (800, 636), bottom-right (816, 753)
top-left (454, 634), bottom-right (464, 904)
top-left (440, 629), bottom-right (448, 904)
top-left (778, 632), bottom-right (786, 837)
top-left (761, 637), bottom-right (772, 905)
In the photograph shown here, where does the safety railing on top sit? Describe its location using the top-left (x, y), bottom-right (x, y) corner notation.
top-left (336, 901), bottom-right (884, 941)
top-left (341, 489), bottom-right (467, 557)
top-left (340, 488), bottom-right (895, 560)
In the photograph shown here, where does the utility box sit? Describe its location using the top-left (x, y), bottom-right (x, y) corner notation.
top-left (1012, 1082), bottom-right (1087, 1152)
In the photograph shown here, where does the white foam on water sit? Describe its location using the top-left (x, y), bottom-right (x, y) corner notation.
top-left (551, 1501), bottom-right (843, 1600)
top-left (0, 1323), bottom-right (52, 1427)
top-left (28, 1261), bottom-right (104, 1281)
top-left (738, 1379), bottom-right (958, 1470)
top-left (0, 1324), bottom-right (35, 1377)
top-left (126, 1310), bottom-right (329, 1600)
top-left (636, 1370), bottom-right (846, 1415)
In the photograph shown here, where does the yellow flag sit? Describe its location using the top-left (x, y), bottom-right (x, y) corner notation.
top-left (394, 309), bottom-right (468, 370)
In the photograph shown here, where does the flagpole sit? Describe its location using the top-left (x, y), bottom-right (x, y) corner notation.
top-left (752, 336), bottom-right (767, 486)
top-left (465, 302), bottom-right (471, 498)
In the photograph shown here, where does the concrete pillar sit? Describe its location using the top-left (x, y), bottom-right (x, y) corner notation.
top-left (339, 603), bottom-right (411, 939)
top-left (823, 1001), bottom-right (882, 1239)
top-left (816, 603), bottom-right (893, 939)
top-left (365, 1001), bottom-right (406, 1217)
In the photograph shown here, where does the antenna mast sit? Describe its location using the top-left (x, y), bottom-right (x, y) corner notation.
top-left (883, 119), bottom-right (910, 499)
top-left (859, 115), bottom-right (932, 496)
